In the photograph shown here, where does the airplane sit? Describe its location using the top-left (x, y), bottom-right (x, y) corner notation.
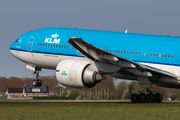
top-left (9, 27), bottom-right (180, 103)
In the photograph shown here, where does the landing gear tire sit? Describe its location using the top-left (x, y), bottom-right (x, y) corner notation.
top-left (155, 93), bottom-right (163, 103)
top-left (131, 94), bottom-right (139, 103)
top-left (139, 93), bottom-right (147, 103)
top-left (147, 93), bottom-right (155, 103)
top-left (32, 79), bottom-right (38, 86)
top-left (37, 79), bottom-right (42, 86)
top-left (32, 79), bottom-right (42, 86)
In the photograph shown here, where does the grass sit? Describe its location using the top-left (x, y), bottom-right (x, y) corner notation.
top-left (0, 103), bottom-right (179, 120)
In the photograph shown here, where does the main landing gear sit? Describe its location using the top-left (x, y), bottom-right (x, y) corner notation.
top-left (32, 67), bottom-right (42, 86)
top-left (131, 89), bottom-right (163, 103)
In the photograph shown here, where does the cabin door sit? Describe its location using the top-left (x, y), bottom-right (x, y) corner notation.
top-left (27, 36), bottom-right (35, 51)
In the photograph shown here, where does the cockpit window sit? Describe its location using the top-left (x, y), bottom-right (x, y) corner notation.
top-left (15, 38), bottom-right (18, 43)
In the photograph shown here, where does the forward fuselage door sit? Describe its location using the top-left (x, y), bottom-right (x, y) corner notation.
top-left (27, 36), bottom-right (35, 51)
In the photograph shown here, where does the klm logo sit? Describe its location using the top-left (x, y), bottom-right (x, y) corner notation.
top-left (45, 33), bottom-right (61, 44)
top-left (61, 71), bottom-right (67, 76)
top-left (51, 33), bottom-right (59, 38)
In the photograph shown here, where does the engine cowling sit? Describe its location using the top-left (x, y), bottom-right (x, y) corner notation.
top-left (154, 75), bottom-right (180, 88)
top-left (56, 59), bottom-right (105, 88)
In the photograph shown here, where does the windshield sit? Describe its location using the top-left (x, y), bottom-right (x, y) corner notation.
top-left (14, 38), bottom-right (18, 43)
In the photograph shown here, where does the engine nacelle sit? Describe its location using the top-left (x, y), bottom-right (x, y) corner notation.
top-left (56, 59), bottom-right (105, 88)
top-left (155, 75), bottom-right (180, 88)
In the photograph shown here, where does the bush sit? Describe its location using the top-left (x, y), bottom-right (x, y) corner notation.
top-left (69, 89), bottom-right (79, 98)
top-left (33, 97), bottom-right (76, 100)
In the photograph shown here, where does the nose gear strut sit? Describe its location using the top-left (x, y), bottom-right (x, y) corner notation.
top-left (32, 67), bottom-right (42, 86)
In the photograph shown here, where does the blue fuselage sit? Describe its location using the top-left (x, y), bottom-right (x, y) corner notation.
top-left (9, 27), bottom-right (180, 67)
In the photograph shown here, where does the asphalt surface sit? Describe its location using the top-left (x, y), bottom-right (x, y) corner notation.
top-left (0, 101), bottom-right (179, 104)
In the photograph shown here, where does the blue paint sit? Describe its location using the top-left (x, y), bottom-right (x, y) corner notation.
top-left (9, 27), bottom-right (180, 66)
top-left (61, 71), bottom-right (67, 76)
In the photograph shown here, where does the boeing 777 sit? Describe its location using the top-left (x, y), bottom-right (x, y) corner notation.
top-left (9, 27), bottom-right (180, 103)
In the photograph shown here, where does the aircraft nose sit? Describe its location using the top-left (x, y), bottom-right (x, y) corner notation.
top-left (9, 48), bottom-right (16, 57)
top-left (9, 49), bottom-right (16, 57)
top-left (9, 41), bottom-right (17, 57)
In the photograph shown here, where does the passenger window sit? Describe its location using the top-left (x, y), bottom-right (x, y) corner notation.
top-left (121, 51), bottom-right (122, 53)
top-left (62, 45), bottom-right (63, 48)
top-left (168, 55), bottom-right (170, 58)
top-left (43, 44), bottom-right (44, 46)
top-left (64, 46), bottom-right (66, 48)
top-left (162, 54), bottom-right (164, 57)
top-left (126, 51), bottom-right (128, 54)
top-left (147, 53), bottom-right (149, 56)
top-left (56, 45), bottom-right (58, 48)
top-left (51, 45), bottom-right (52, 47)
top-left (165, 55), bottom-right (167, 58)
top-left (138, 52), bottom-right (140, 55)
top-left (118, 50), bottom-right (119, 53)
top-left (115, 50), bottom-right (117, 53)
top-left (37, 43), bottom-right (39, 46)
top-left (67, 46), bottom-right (69, 49)
top-left (40, 44), bottom-right (42, 46)
top-left (144, 53), bottom-right (146, 56)
top-left (48, 44), bottom-right (50, 47)
top-left (150, 53), bottom-right (152, 56)
top-left (132, 52), bottom-right (134, 55)
top-left (53, 45), bottom-right (55, 47)
top-left (171, 55), bottom-right (173, 58)
top-left (106, 49), bottom-right (108, 52)
top-left (153, 54), bottom-right (155, 56)
top-left (45, 44), bottom-right (47, 47)
top-left (156, 54), bottom-right (158, 57)
top-left (159, 54), bottom-right (161, 57)
top-left (135, 52), bottom-right (137, 55)
top-left (124, 51), bottom-right (125, 54)
top-left (129, 51), bottom-right (131, 54)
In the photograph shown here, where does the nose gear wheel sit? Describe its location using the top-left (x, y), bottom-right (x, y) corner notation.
top-left (32, 67), bottom-right (42, 86)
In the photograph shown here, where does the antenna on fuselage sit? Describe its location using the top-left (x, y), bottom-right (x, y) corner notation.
top-left (125, 29), bottom-right (128, 34)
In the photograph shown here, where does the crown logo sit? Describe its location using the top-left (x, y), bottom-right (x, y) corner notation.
top-left (51, 33), bottom-right (59, 38)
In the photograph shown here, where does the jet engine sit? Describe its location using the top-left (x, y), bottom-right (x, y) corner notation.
top-left (154, 75), bottom-right (180, 88)
top-left (56, 59), bottom-right (106, 88)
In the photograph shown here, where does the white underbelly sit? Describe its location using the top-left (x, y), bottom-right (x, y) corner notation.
top-left (10, 50), bottom-right (86, 70)
top-left (138, 62), bottom-right (180, 77)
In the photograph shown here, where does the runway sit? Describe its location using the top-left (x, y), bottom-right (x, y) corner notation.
top-left (0, 100), bottom-right (180, 104)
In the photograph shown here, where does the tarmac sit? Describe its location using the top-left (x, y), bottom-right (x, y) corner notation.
top-left (0, 100), bottom-right (179, 104)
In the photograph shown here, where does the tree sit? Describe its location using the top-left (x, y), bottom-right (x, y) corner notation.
top-left (0, 76), bottom-right (58, 92)
top-left (69, 89), bottom-right (79, 98)
top-left (115, 81), bottom-right (127, 99)
top-left (55, 87), bottom-right (63, 97)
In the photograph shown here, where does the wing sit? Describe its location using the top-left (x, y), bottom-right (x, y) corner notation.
top-left (67, 37), bottom-right (178, 78)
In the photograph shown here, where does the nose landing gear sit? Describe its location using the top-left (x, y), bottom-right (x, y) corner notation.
top-left (32, 79), bottom-right (42, 86)
top-left (32, 67), bottom-right (42, 86)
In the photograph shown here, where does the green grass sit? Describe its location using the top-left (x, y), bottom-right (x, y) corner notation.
top-left (0, 103), bottom-right (180, 120)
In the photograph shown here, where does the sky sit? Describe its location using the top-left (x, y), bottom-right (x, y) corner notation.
top-left (1, 0), bottom-right (180, 78)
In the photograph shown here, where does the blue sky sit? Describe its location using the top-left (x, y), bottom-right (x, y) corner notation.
top-left (1, 0), bottom-right (180, 78)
